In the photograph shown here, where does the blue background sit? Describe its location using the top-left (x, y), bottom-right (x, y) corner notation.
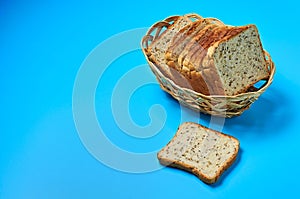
top-left (1, 0), bottom-right (300, 198)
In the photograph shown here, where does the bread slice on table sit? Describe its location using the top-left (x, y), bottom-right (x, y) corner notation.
top-left (181, 24), bottom-right (269, 95)
top-left (157, 122), bottom-right (240, 184)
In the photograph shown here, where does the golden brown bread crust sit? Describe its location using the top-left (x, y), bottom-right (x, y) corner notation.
top-left (179, 26), bottom-right (251, 95)
top-left (176, 25), bottom-right (219, 94)
top-left (163, 24), bottom-right (217, 94)
top-left (183, 27), bottom-right (226, 94)
top-left (187, 26), bottom-right (241, 70)
top-left (182, 25), bottom-right (219, 71)
top-left (198, 27), bottom-right (231, 95)
top-left (195, 26), bottom-right (230, 68)
top-left (166, 18), bottom-right (225, 65)
top-left (167, 19), bottom-right (205, 57)
top-left (165, 19), bottom-right (208, 73)
top-left (178, 24), bottom-right (215, 68)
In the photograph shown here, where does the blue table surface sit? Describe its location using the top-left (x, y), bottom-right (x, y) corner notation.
top-left (1, 0), bottom-right (300, 198)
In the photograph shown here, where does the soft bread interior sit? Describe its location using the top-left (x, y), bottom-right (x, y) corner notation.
top-left (212, 25), bottom-right (269, 95)
top-left (158, 122), bottom-right (239, 183)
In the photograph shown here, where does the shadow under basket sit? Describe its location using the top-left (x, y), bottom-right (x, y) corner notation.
top-left (141, 15), bottom-right (275, 118)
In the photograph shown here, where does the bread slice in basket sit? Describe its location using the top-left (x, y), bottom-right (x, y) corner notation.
top-left (181, 24), bottom-right (270, 95)
top-left (157, 122), bottom-right (240, 184)
top-left (175, 24), bottom-right (223, 94)
top-left (147, 15), bottom-right (192, 80)
top-left (165, 18), bottom-right (222, 71)
top-left (147, 15), bottom-right (205, 90)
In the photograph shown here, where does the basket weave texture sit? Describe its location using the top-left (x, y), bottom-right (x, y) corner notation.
top-left (141, 14), bottom-right (275, 118)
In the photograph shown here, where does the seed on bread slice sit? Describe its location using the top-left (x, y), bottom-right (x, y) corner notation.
top-left (181, 26), bottom-right (241, 95)
top-left (208, 24), bottom-right (269, 95)
top-left (157, 122), bottom-right (240, 184)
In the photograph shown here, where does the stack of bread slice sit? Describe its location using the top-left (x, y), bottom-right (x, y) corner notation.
top-left (146, 14), bottom-right (270, 96)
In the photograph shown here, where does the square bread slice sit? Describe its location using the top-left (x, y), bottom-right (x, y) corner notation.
top-left (157, 122), bottom-right (240, 184)
top-left (206, 24), bottom-right (269, 95)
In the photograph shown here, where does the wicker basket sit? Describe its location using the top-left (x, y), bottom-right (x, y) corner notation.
top-left (141, 14), bottom-right (275, 118)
